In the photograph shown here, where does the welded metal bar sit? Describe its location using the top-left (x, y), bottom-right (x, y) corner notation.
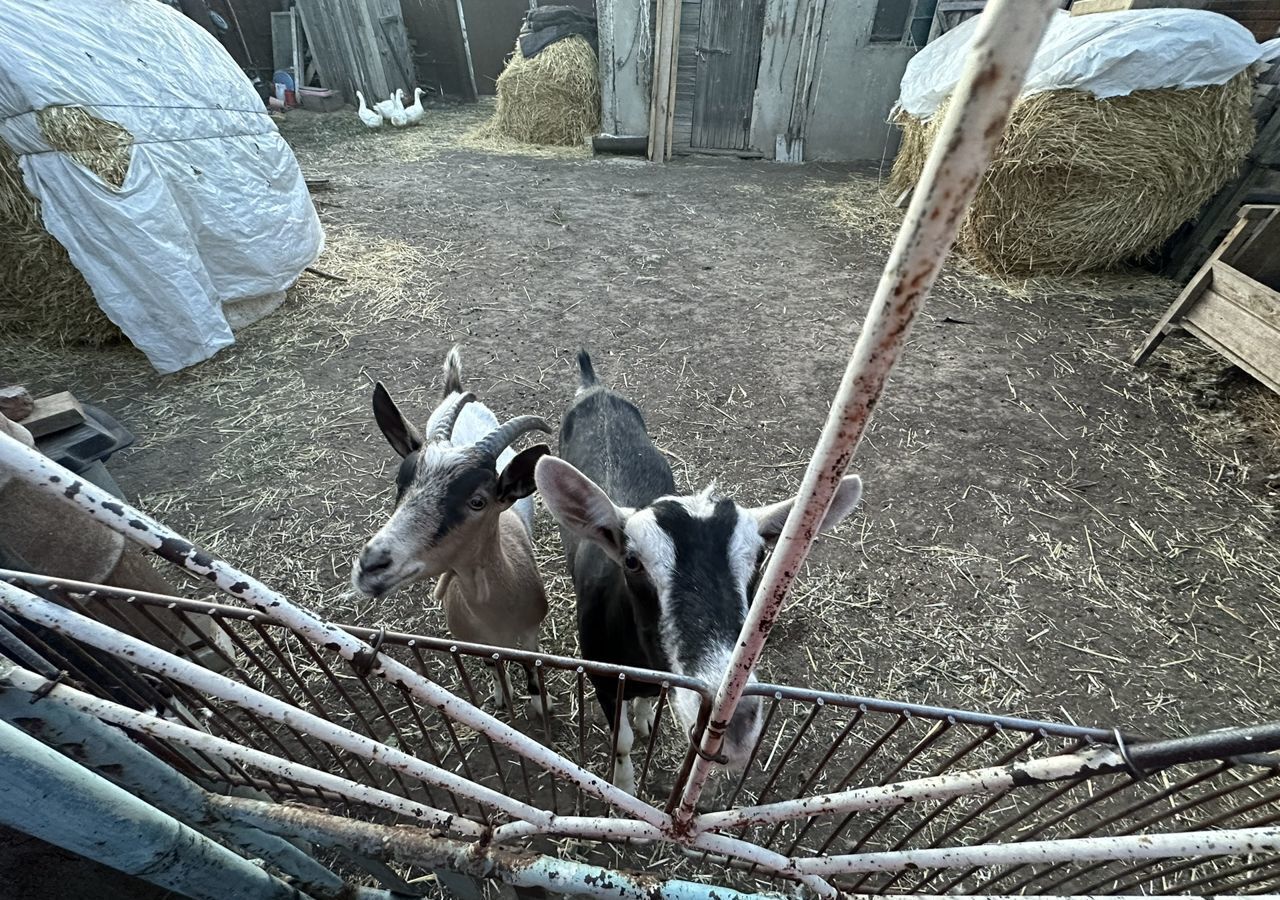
top-left (999, 763), bottom-right (1235, 894)
top-left (26, 589), bottom-right (241, 785)
top-left (574, 666), bottom-right (589, 812)
top-left (79, 592), bottom-right (318, 795)
top-left (450, 646), bottom-right (512, 796)
top-left (494, 654), bottom-right (536, 801)
top-left (0, 441), bottom-right (669, 828)
top-left (0, 717), bottom-right (306, 900)
top-left (0, 665), bottom-right (366, 899)
top-left (775, 708), bottom-right (871, 857)
top-left (0, 612), bottom-right (58, 675)
top-left (948, 774), bottom-right (1140, 893)
top-left (637, 681), bottom-right (672, 798)
top-left (0, 581), bottom-right (557, 828)
top-left (394, 681), bottom-right (462, 815)
top-left (1058, 774), bottom-right (1280, 895)
top-left (673, 0), bottom-right (1061, 829)
top-left (795, 826), bottom-right (1280, 876)
top-left (212, 793), bottom-right (801, 900)
top-left (243, 618), bottom-right (381, 789)
top-left (870, 732), bottom-right (1018, 896)
top-left (9, 571), bottom-right (1129, 746)
top-left (0, 659), bottom-right (482, 835)
top-left (843, 729), bottom-right (995, 894)
top-left (705, 752), bottom-right (1080, 834)
top-left (1223, 869), bottom-right (1280, 895)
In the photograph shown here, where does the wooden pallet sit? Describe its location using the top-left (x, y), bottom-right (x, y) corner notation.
top-left (1132, 204), bottom-right (1280, 395)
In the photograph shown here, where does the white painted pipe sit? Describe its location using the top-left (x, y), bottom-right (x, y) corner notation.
top-left (0, 657), bottom-right (481, 837)
top-left (672, 0), bottom-right (1062, 830)
top-left (795, 826), bottom-right (1280, 876)
top-left (0, 578), bottom-right (547, 828)
top-left (0, 717), bottom-right (306, 900)
top-left (0, 430), bottom-right (667, 829)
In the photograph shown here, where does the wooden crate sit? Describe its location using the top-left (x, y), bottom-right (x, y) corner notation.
top-left (1071, 0), bottom-right (1206, 14)
top-left (1132, 204), bottom-right (1280, 394)
top-left (1071, 0), bottom-right (1280, 38)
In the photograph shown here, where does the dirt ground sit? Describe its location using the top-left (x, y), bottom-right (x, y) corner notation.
top-left (4, 101), bottom-right (1279, 746)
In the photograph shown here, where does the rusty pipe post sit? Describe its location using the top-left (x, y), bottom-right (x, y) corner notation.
top-left (673, 0), bottom-right (1061, 829)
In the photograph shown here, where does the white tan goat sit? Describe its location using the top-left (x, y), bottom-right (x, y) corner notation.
top-left (351, 347), bottom-right (553, 713)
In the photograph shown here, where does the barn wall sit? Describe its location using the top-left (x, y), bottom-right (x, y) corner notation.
top-left (803, 0), bottom-right (913, 162)
top-left (748, 0), bottom-right (818, 157)
top-left (597, 0), bottom-right (652, 136)
top-left (215, 0), bottom-right (287, 74)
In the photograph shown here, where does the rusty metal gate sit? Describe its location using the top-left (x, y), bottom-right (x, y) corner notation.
top-left (2, 3), bottom-right (1280, 898)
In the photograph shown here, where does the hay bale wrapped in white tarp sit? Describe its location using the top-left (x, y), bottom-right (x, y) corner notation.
top-left (888, 9), bottom-right (1264, 275)
top-left (897, 9), bottom-right (1264, 119)
top-left (0, 0), bottom-right (323, 373)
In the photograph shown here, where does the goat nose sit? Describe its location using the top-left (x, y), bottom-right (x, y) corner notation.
top-left (359, 546), bottom-right (393, 574)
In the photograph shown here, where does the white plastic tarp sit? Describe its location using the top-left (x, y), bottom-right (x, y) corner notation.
top-left (897, 9), bottom-right (1264, 120)
top-left (0, 0), bottom-right (323, 373)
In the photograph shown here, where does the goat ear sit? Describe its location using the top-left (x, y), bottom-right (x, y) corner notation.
top-left (497, 444), bottom-right (550, 505)
top-left (372, 382), bottom-right (423, 458)
top-left (752, 474), bottom-right (863, 546)
top-left (535, 456), bottom-right (627, 563)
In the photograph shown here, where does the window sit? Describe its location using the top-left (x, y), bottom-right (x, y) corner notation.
top-left (871, 0), bottom-right (941, 45)
top-left (870, 0), bottom-right (913, 42)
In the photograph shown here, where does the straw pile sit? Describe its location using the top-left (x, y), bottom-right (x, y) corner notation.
top-left (480, 35), bottom-right (600, 146)
top-left (0, 106), bottom-right (132, 344)
top-left (889, 72), bottom-right (1255, 276)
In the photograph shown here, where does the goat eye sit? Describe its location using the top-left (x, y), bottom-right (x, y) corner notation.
top-left (467, 495), bottom-right (487, 511)
top-left (623, 552), bottom-right (643, 573)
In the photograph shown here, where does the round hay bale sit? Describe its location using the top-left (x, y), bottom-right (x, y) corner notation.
top-left (890, 72), bottom-right (1255, 276)
top-left (483, 35), bottom-right (600, 147)
top-left (0, 106), bottom-right (132, 345)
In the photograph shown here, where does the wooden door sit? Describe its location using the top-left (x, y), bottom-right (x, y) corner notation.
top-left (688, 0), bottom-right (767, 151)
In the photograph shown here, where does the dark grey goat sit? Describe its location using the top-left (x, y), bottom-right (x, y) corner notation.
top-left (536, 351), bottom-right (863, 792)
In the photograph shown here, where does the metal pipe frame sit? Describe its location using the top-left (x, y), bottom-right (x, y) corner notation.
top-left (795, 826), bottom-right (1280, 877)
top-left (0, 578), bottom-right (838, 894)
top-left (0, 657), bottom-right (481, 836)
top-left (0, 430), bottom-right (666, 829)
top-left (672, 0), bottom-right (1062, 829)
top-left (5, 2), bottom-right (1275, 895)
top-left (3, 570), bottom-right (1133, 747)
top-left (0, 661), bottom-right (391, 900)
top-left (697, 728), bottom-right (1280, 834)
top-left (0, 717), bottom-right (307, 900)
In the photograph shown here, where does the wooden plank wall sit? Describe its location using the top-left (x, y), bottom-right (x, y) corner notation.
top-left (671, 0), bottom-right (702, 151)
top-left (294, 0), bottom-right (414, 104)
top-left (399, 0), bottom-right (474, 98)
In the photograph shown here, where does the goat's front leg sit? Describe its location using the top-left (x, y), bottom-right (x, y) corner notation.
top-left (483, 661), bottom-right (511, 709)
top-left (632, 695), bottom-right (656, 739)
top-left (522, 663), bottom-right (555, 717)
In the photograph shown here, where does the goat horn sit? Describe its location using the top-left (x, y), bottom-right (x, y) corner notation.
top-left (476, 415), bottom-right (552, 458)
top-left (428, 391), bottom-right (476, 442)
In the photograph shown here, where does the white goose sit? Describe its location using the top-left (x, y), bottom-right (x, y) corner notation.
top-left (374, 88), bottom-right (404, 122)
top-left (356, 91), bottom-right (383, 129)
top-left (404, 87), bottom-right (425, 126)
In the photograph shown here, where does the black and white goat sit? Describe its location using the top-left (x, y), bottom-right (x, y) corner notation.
top-left (535, 351), bottom-right (863, 793)
top-left (352, 347), bottom-right (554, 713)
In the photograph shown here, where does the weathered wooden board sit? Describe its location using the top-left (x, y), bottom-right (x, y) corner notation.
top-left (24, 392), bottom-right (86, 439)
top-left (293, 0), bottom-right (413, 104)
top-left (597, 0), bottom-right (653, 136)
top-left (1134, 204), bottom-right (1280, 396)
top-left (1182, 270), bottom-right (1280, 395)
